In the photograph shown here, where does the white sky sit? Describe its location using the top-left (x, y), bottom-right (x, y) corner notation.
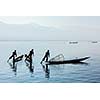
top-left (0, 16), bottom-right (100, 29)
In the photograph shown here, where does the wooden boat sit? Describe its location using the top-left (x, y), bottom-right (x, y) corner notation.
top-left (47, 56), bottom-right (90, 65)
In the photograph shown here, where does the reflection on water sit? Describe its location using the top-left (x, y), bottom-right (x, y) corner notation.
top-left (8, 58), bottom-right (35, 77)
top-left (8, 62), bottom-right (17, 76)
top-left (41, 64), bottom-right (50, 79)
top-left (25, 60), bottom-right (34, 76)
top-left (0, 41), bottom-right (100, 82)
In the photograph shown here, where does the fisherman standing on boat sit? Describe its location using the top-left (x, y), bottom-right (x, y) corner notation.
top-left (7, 50), bottom-right (17, 67)
top-left (41, 50), bottom-right (50, 64)
top-left (7, 50), bottom-right (17, 62)
top-left (25, 49), bottom-right (34, 64)
top-left (24, 49), bottom-right (34, 74)
top-left (29, 49), bottom-right (34, 63)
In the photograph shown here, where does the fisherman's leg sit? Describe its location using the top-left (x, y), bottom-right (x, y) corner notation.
top-left (46, 57), bottom-right (48, 62)
top-left (29, 59), bottom-right (32, 69)
top-left (13, 59), bottom-right (15, 68)
top-left (40, 57), bottom-right (45, 64)
top-left (25, 57), bottom-right (31, 62)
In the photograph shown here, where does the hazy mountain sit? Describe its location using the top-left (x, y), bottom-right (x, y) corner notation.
top-left (0, 22), bottom-right (66, 40)
top-left (0, 22), bottom-right (99, 41)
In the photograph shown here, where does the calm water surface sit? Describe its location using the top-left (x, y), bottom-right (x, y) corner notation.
top-left (0, 41), bottom-right (100, 83)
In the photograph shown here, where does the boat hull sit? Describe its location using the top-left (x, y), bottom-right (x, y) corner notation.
top-left (47, 57), bottom-right (90, 65)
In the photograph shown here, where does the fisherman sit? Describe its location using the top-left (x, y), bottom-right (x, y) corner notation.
top-left (7, 50), bottom-right (17, 67)
top-left (29, 49), bottom-right (34, 60)
top-left (7, 50), bottom-right (17, 62)
top-left (41, 50), bottom-right (50, 64)
top-left (25, 49), bottom-right (34, 64)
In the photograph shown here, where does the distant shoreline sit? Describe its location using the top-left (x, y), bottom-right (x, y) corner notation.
top-left (0, 40), bottom-right (99, 42)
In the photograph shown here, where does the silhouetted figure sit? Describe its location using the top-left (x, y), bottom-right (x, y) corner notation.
top-left (29, 49), bottom-right (34, 64)
top-left (25, 49), bottom-right (34, 75)
top-left (7, 50), bottom-right (17, 62)
top-left (25, 49), bottom-right (34, 66)
top-left (41, 63), bottom-right (50, 79)
top-left (25, 49), bottom-right (34, 63)
top-left (29, 49), bottom-right (34, 56)
top-left (41, 50), bottom-right (50, 64)
top-left (7, 50), bottom-right (17, 67)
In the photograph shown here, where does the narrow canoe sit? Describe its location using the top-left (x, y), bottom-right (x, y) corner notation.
top-left (47, 57), bottom-right (90, 65)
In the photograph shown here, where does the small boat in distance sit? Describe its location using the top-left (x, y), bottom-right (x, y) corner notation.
top-left (69, 41), bottom-right (78, 44)
top-left (91, 41), bottom-right (98, 43)
top-left (47, 54), bottom-right (90, 65)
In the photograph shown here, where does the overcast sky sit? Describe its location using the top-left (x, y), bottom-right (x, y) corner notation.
top-left (0, 16), bottom-right (100, 29)
top-left (0, 16), bottom-right (99, 40)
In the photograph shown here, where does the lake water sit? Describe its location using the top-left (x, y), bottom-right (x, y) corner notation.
top-left (0, 40), bottom-right (100, 83)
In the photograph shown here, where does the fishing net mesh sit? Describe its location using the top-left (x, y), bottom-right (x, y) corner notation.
top-left (49, 54), bottom-right (64, 61)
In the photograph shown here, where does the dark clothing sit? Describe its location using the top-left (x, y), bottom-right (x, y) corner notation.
top-left (29, 49), bottom-right (34, 62)
top-left (8, 50), bottom-right (17, 61)
top-left (8, 50), bottom-right (17, 67)
top-left (29, 49), bottom-right (34, 56)
top-left (25, 49), bottom-right (34, 74)
top-left (25, 49), bottom-right (34, 63)
top-left (41, 50), bottom-right (50, 63)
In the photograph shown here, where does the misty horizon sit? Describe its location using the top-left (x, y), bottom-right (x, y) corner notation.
top-left (0, 16), bottom-right (99, 41)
